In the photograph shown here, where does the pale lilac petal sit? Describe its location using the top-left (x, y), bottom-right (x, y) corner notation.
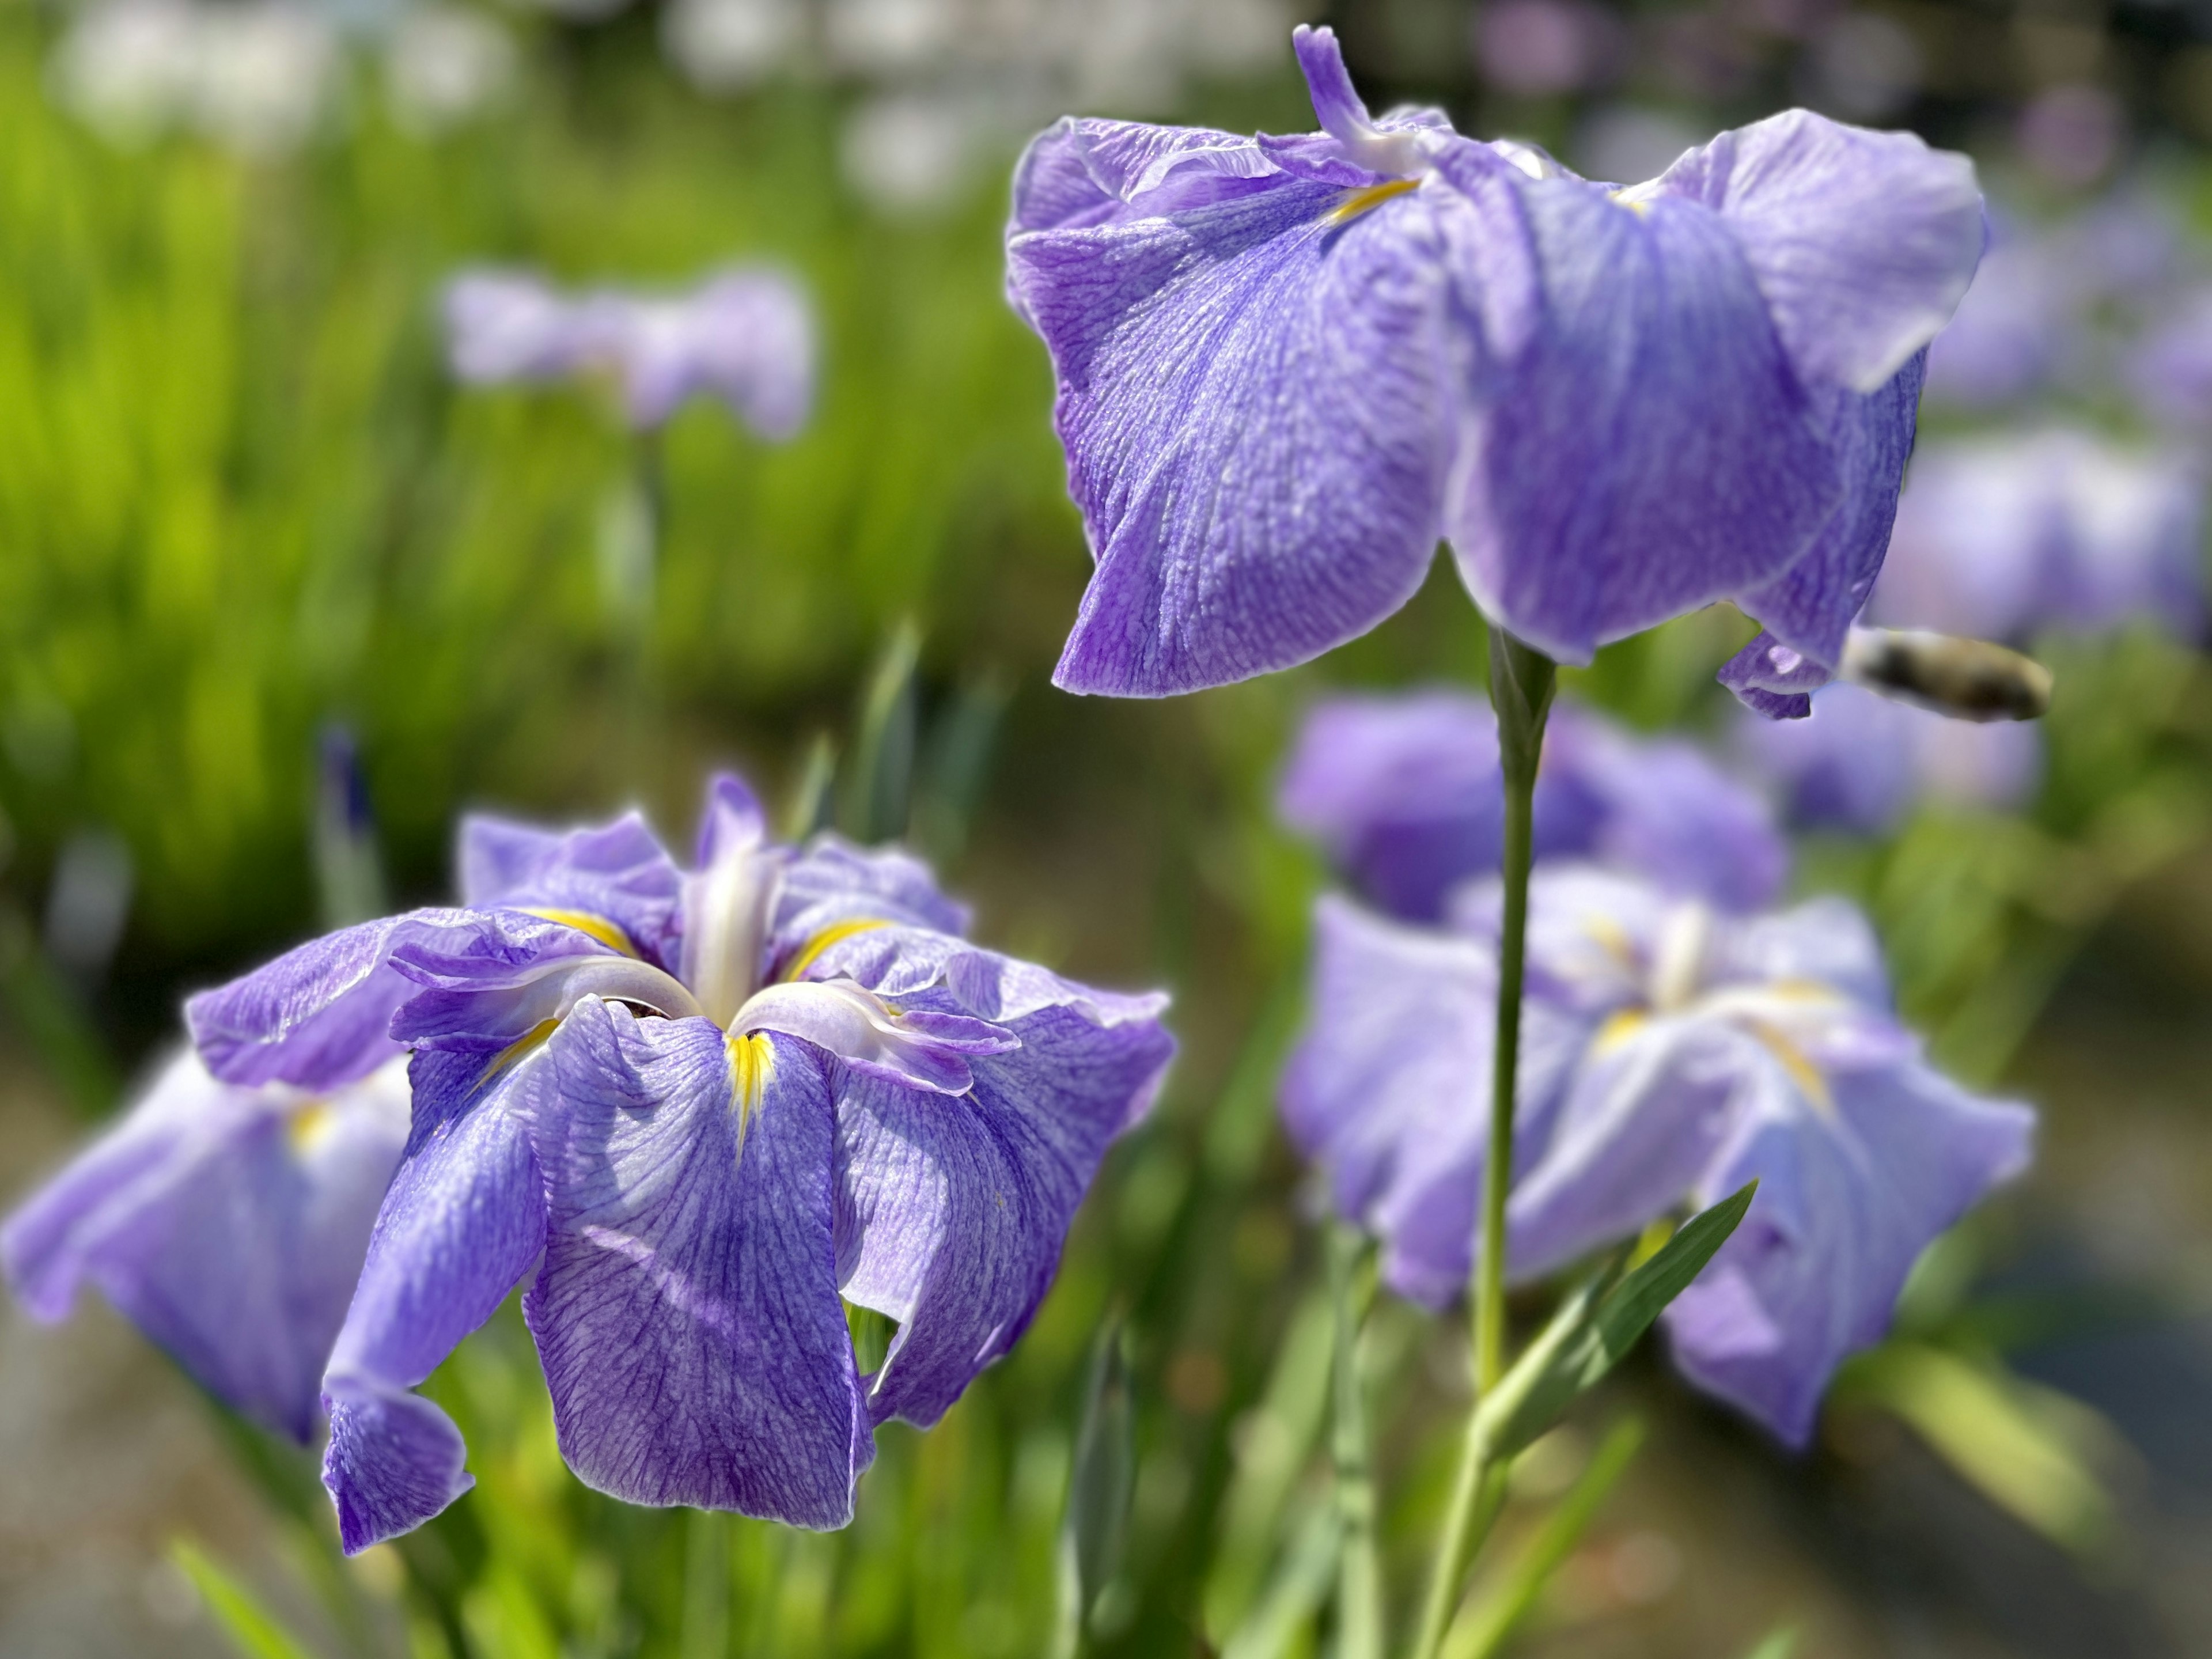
top-left (837, 987), bottom-right (1173, 1427)
top-left (187, 910), bottom-right (482, 1089)
top-left (1009, 117), bottom-right (1285, 244)
top-left (322, 1051), bottom-right (550, 1551)
top-left (2, 1052), bottom-right (408, 1441)
top-left (444, 270), bottom-right (592, 384)
top-left (733, 979), bottom-right (1014, 1096)
top-left (1438, 156), bottom-right (1843, 665)
top-left (456, 808), bottom-right (685, 970)
top-left (1642, 111), bottom-right (1984, 395)
top-left (772, 835), bottom-right (971, 945)
top-left (1664, 1050), bottom-right (2033, 1444)
top-left (1007, 172), bottom-right (1454, 694)
top-left (599, 270), bottom-right (815, 437)
top-left (530, 1006), bottom-right (871, 1527)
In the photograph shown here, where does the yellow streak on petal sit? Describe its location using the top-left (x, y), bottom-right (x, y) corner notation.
top-left (286, 1101), bottom-right (334, 1155)
top-left (1747, 1019), bottom-right (1834, 1118)
top-left (518, 908), bottom-right (639, 957)
top-left (1592, 1007), bottom-right (1649, 1056)
top-left (478, 1017), bottom-right (560, 1088)
top-left (727, 1032), bottom-right (774, 1143)
top-left (782, 918), bottom-right (888, 981)
top-left (1328, 177), bottom-right (1418, 224)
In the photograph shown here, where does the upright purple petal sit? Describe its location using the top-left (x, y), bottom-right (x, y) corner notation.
top-left (1664, 1050), bottom-right (2033, 1444)
top-left (1007, 168), bottom-right (1455, 694)
top-left (457, 808), bottom-right (687, 971)
top-left (187, 910), bottom-right (481, 1089)
top-left (2, 1052), bottom-right (408, 1441)
top-left (322, 1050), bottom-right (551, 1553)
top-left (1641, 111), bottom-right (1983, 395)
top-left (529, 1005), bottom-right (872, 1528)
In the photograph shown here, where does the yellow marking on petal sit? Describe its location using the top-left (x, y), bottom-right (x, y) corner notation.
top-left (727, 1031), bottom-right (773, 1139)
top-left (1329, 177), bottom-right (1418, 224)
top-left (1592, 1007), bottom-right (1649, 1056)
top-left (1584, 915), bottom-right (1641, 974)
top-left (286, 1101), bottom-right (335, 1155)
top-left (1747, 1019), bottom-right (1834, 1117)
top-left (783, 918), bottom-right (888, 981)
top-left (518, 908), bottom-right (638, 957)
top-left (479, 1017), bottom-right (560, 1087)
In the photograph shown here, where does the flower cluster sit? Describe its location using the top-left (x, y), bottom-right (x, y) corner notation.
top-left (7, 775), bottom-right (1172, 1551)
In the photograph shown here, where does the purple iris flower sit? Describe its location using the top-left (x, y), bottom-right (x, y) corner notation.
top-left (1002, 24), bottom-right (1984, 705)
top-left (444, 266), bottom-right (815, 435)
top-left (2127, 287), bottom-right (2212, 431)
top-left (1869, 429), bottom-right (2205, 643)
top-left (1735, 679), bottom-right (2041, 835)
top-left (2, 1050), bottom-right (410, 1441)
top-left (1283, 867), bottom-right (2032, 1444)
top-left (185, 774), bottom-right (1173, 1552)
top-left (1277, 689), bottom-right (1787, 921)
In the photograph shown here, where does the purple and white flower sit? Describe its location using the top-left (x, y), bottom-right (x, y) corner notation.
top-left (1283, 868), bottom-right (2032, 1444)
top-left (3, 1051), bottom-right (411, 1441)
top-left (186, 774), bottom-right (1173, 1551)
top-left (444, 266), bottom-right (815, 435)
top-left (1278, 690), bottom-right (1788, 921)
top-left (1003, 24), bottom-right (1983, 705)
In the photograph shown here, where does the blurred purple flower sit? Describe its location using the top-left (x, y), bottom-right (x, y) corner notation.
top-left (1283, 867), bottom-right (2033, 1444)
top-left (444, 266), bottom-right (815, 435)
top-left (3, 1051), bottom-right (410, 1441)
top-left (1734, 680), bottom-right (2041, 835)
top-left (1003, 24), bottom-right (1983, 705)
top-left (1474, 0), bottom-right (1624, 97)
top-left (2017, 85), bottom-right (2123, 191)
top-left (1870, 429), bottom-right (2205, 642)
top-left (187, 774), bottom-right (1172, 1551)
top-left (2128, 287), bottom-right (2212, 429)
top-left (1277, 689), bottom-right (1787, 920)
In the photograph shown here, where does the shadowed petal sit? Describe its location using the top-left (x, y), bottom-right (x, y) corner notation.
top-left (321, 1050), bottom-right (550, 1552)
top-left (2, 1052), bottom-right (408, 1441)
top-left (457, 809), bottom-right (687, 971)
top-left (838, 987), bottom-right (1174, 1428)
top-left (529, 1005), bottom-right (871, 1528)
top-left (1664, 1052), bottom-right (2033, 1444)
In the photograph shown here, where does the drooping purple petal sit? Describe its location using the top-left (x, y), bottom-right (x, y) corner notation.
top-left (1664, 1048), bottom-right (2033, 1444)
top-left (1007, 165), bottom-right (1455, 694)
top-left (529, 1005), bottom-right (872, 1527)
top-left (836, 984), bottom-right (1174, 1428)
top-left (457, 808), bottom-right (687, 971)
top-left (2, 1051), bottom-right (408, 1442)
top-left (1640, 112), bottom-right (1983, 395)
top-left (187, 910), bottom-right (481, 1089)
top-left (321, 1049), bottom-right (550, 1552)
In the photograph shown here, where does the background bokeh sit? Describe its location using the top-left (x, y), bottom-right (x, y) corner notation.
top-left (6, 0), bottom-right (2212, 1654)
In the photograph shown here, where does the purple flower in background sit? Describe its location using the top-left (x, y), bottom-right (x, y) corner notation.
top-left (1870, 429), bottom-right (2205, 643)
top-left (1284, 868), bottom-right (2032, 1443)
top-left (1736, 680), bottom-right (2042, 835)
top-left (2, 1051), bottom-right (410, 1441)
top-left (2128, 287), bottom-right (2212, 430)
top-left (1003, 24), bottom-right (1983, 702)
top-left (445, 266), bottom-right (815, 435)
top-left (187, 775), bottom-right (1172, 1551)
top-left (1277, 689), bottom-right (1787, 920)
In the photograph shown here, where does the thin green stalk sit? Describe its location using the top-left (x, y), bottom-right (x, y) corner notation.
top-left (1407, 626), bottom-right (1555, 1659)
top-left (1327, 1221), bottom-right (1384, 1659)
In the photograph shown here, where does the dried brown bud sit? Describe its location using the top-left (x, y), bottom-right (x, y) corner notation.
top-left (1839, 628), bottom-right (2054, 722)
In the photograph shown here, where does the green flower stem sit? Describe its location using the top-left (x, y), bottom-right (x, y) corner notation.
top-left (1407, 625), bottom-right (1556, 1659)
top-left (1327, 1219), bottom-right (1385, 1659)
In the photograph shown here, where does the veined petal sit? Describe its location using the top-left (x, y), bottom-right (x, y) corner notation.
top-left (457, 808), bottom-right (686, 972)
top-left (837, 989), bottom-right (1174, 1428)
top-left (1010, 118), bottom-right (1286, 242)
top-left (322, 1050), bottom-right (551, 1551)
top-left (1664, 1050), bottom-right (2033, 1444)
top-left (1437, 160), bottom-right (1842, 664)
top-left (1641, 110), bottom-right (1984, 395)
top-left (1007, 171), bottom-right (1454, 695)
top-left (531, 1005), bottom-right (871, 1528)
top-left (2, 1051), bottom-right (408, 1442)
top-left (772, 834), bottom-right (971, 946)
top-left (188, 909), bottom-right (483, 1089)
top-left (732, 979), bottom-right (1014, 1096)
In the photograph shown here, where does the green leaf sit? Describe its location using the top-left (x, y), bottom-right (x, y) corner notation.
top-left (839, 619), bottom-right (922, 844)
top-left (169, 1538), bottom-right (319, 1659)
top-left (1739, 1624), bottom-right (1800, 1659)
top-left (1055, 1313), bottom-right (1135, 1657)
top-left (1479, 1183), bottom-right (1756, 1461)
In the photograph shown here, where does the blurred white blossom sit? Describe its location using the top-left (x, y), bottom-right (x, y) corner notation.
top-left (52, 0), bottom-right (340, 155)
top-left (385, 6), bottom-right (516, 135)
top-left (661, 0), bottom-right (802, 91)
